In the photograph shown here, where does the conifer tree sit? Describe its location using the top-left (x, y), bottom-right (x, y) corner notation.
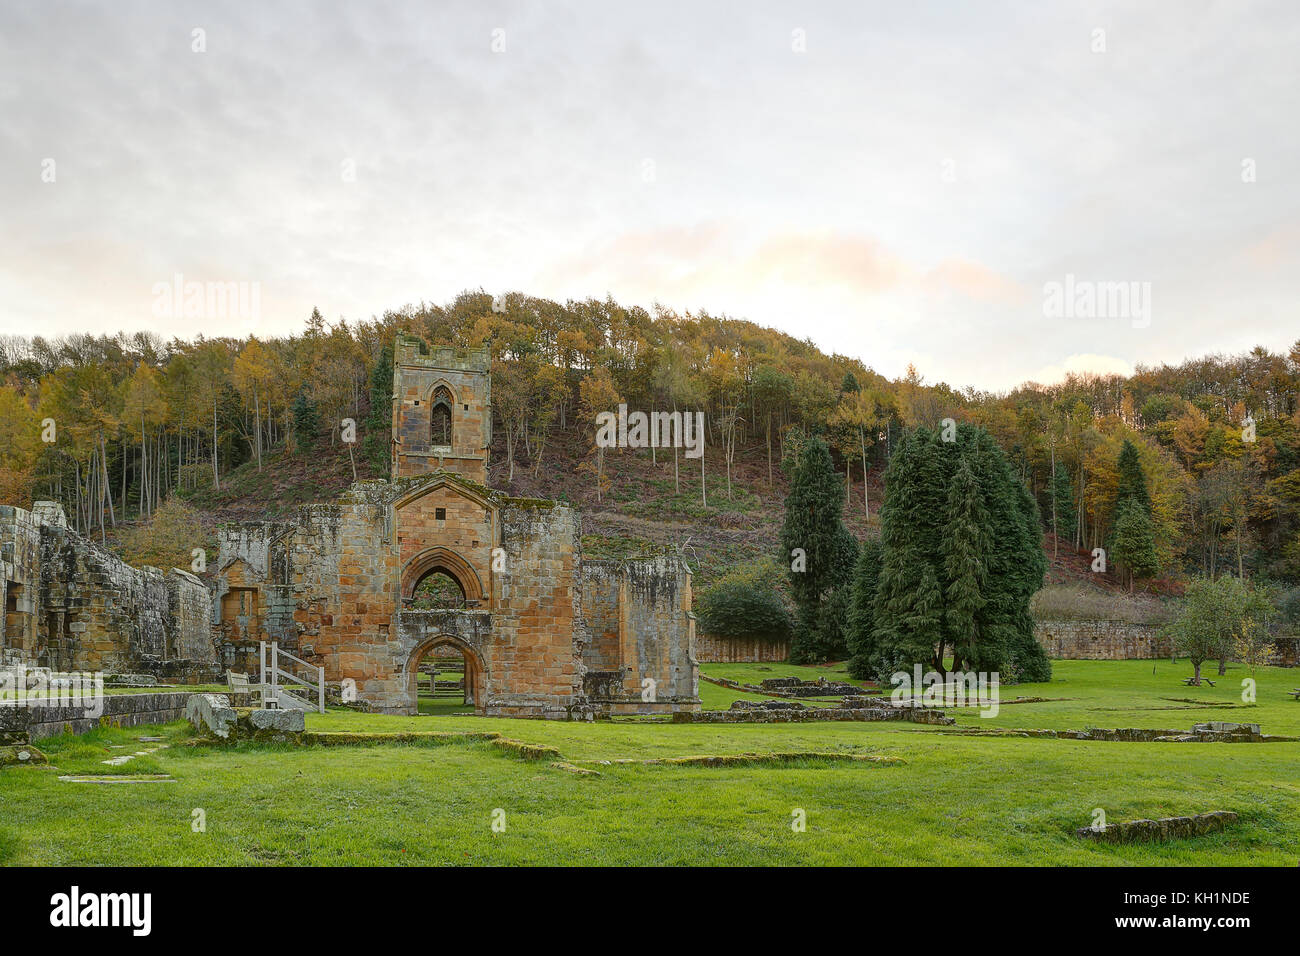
top-left (780, 435), bottom-right (858, 662)
top-left (1110, 496), bottom-right (1159, 589)
top-left (943, 457), bottom-right (989, 671)
top-left (1115, 439), bottom-right (1152, 514)
top-left (846, 537), bottom-right (882, 678)
top-left (291, 390), bottom-right (320, 453)
top-left (363, 343), bottom-right (394, 474)
top-left (868, 423), bottom-right (1050, 682)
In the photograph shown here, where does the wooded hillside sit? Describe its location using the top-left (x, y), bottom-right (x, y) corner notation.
top-left (2, 290), bottom-right (1298, 589)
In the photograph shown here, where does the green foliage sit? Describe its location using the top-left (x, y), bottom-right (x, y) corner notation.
top-left (362, 342), bottom-right (393, 474)
top-left (696, 562), bottom-right (793, 640)
top-left (291, 390), bottom-right (321, 452)
top-left (1048, 462), bottom-right (1076, 541)
top-left (1167, 575), bottom-right (1272, 682)
top-left (1110, 496), bottom-right (1160, 587)
top-left (1115, 439), bottom-right (1152, 515)
top-left (846, 537), bottom-right (882, 678)
top-left (779, 436), bottom-right (858, 662)
top-left (116, 497), bottom-right (208, 571)
top-left (869, 424), bottom-right (1049, 682)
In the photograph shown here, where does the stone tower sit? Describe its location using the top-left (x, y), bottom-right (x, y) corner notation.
top-left (391, 333), bottom-right (491, 484)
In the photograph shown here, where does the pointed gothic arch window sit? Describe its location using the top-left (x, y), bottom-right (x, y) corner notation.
top-left (430, 385), bottom-right (453, 446)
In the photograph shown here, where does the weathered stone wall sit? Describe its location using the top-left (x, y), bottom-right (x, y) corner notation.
top-left (1, 691), bottom-right (196, 742)
top-left (211, 475), bottom-right (695, 719)
top-left (213, 483), bottom-right (402, 693)
top-left (0, 505), bottom-right (42, 656)
top-left (696, 632), bottom-right (790, 663)
top-left (1034, 619), bottom-right (1171, 659)
top-left (486, 500), bottom-right (584, 717)
top-left (392, 334), bottom-right (491, 484)
top-left (1, 503), bottom-right (218, 678)
top-left (615, 556), bottom-right (698, 713)
top-left (579, 561), bottom-right (622, 672)
top-left (206, 333), bottom-right (702, 720)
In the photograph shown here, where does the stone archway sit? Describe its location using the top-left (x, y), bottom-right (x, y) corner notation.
top-left (400, 547), bottom-right (485, 607)
top-left (405, 633), bottom-right (487, 715)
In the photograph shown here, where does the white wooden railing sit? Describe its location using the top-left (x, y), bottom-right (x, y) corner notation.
top-left (259, 641), bottom-right (325, 713)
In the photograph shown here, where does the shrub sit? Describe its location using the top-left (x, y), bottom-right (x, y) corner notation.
top-left (696, 562), bottom-right (793, 640)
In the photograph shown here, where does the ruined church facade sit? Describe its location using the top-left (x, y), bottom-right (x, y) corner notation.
top-left (210, 334), bottom-right (700, 718)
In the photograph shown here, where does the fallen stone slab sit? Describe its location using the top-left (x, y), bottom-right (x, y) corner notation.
top-left (1077, 811), bottom-right (1238, 843)
top-left (58, 775), bottom-right (176, 784)
top-left (248, 708), bottom-right (305, 733)
top-left (0, 744), bottom-right (48, 767)
top-left (185, 693), bottom-right (238, 738)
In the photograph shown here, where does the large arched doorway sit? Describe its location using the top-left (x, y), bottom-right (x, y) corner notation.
top-left (406, 635), bottom-right (485, 716)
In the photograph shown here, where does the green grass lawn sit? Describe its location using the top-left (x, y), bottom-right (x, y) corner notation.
top-left (2, 660), bottom-right (1297, 866)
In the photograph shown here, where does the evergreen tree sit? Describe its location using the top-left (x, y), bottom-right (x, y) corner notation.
top-left (291, 390), bottom-right (320, 453)
top-left (780, 436), bottom-right (858, 662)
top-left (943, 457), bottom-right (989, 671)
top-left (846, 537), bottom-right (882, 678)
top-left (1115, 439), bottom-right (1152, 514)
top-left (1110, 496), bottom-right (1159, 589)
top-left (868, 424), bottom-right (1050, 683)
top-left (362, 343), bottom-right (393, 475)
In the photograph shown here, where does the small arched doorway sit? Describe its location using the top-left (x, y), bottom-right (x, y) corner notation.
top-left (407, 635), bottom-right (485, 716)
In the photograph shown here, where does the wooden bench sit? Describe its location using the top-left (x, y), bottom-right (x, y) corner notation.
top-left (227, 671), bottom-right (255, 693)
top-left (1182, 676), bottom-right (1216, 687)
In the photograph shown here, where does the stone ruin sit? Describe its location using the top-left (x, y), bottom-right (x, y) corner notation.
top-left (206, 334), bottom-right (700, 720)
top-left (759, 676), bottom-right (868, 697)
top-left (674, 696), bottom-right (955, 724)
top-left (1, 335), bottom-right (703, 722)
top-left (1, 501), bottom-right (218, 681)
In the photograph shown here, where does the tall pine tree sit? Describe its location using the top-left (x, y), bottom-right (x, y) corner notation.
top-left (1115, 439), bottom-right (1152, 514)
top-left (846, 537), bottom-right (883, 678)
top-left (780, 436), bottom-right (858, 662)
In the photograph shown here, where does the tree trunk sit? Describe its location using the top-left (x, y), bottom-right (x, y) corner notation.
top-left (766, 410), bottom-right (773, 488)
top-left (212, 400), bottom-right (220, 489)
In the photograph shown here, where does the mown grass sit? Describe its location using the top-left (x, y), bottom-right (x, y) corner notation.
top-left (1, 660), bottom-right (1297, 866)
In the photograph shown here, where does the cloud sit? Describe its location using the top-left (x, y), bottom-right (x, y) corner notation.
top-left (537, 222), bottom-right (1024, 307)
top-left (1026, 353), bottom-right (1135, 386)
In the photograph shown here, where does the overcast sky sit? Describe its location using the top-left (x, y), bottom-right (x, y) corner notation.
top-left (1, 1), bottom-right (1297, 390)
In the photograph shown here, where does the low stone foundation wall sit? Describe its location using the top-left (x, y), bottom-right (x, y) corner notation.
top-left (673, 702), bottom-right (953, 725)
top-left (0, 691), bottom-right (196, 743)
top-left (1034, 620), bottom-right (1170, 659)
top-left (695, 633), bottom-right (789, 663)
top-left (1077, 811), bottom-right (1237, 843)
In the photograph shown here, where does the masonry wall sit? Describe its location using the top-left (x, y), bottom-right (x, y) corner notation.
top-left (579, 561), bottom-right (622, 672)
top-left (1, 503), bottom-right (218, 678)
top-left (392, 334), bottom-right (491, 484)
top-left (1034, 620), bottom-right (1171, 659)
top-left (485, 501), bottom-right (584, 717)
top-left (0, 505), bottom-right (42, 657)
top-left (212, 483), bottom-right (402, 697)
top-left (696, 633), bottom-right (790, 663)
top-left (614, 556), bottom-right (699, 713)
top-left (0, 691), bottom-right (197, 743)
